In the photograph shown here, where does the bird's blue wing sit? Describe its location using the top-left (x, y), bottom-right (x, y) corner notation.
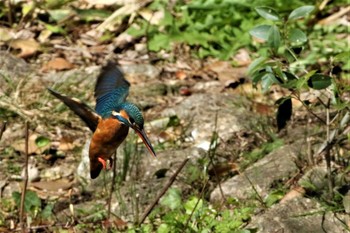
top-left (94, 62), bottom-right (130, 117)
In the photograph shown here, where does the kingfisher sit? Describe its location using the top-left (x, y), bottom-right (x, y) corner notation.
top-left (48, 62), bottom-right (157, 179)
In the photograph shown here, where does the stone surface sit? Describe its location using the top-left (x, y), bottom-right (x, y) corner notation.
top-left (210, 144), bottom-right (301, 202)
top-left (246, 197), bottom-right (350, 233)
top-left (162, 93), bottom-right (248, 150)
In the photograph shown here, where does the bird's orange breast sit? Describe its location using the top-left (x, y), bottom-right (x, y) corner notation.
top-left (89, 118), bottom-right (129, 161)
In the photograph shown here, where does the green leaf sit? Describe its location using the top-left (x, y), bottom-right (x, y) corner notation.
top-left (41, 203), bottom-right (54, 219)
top-left (184, 197), bottom-right (203, 215)
top-left (288, 6), bottom-right (315, 20)
top-left (297, 70), bottom-right (317, 89)
top-left (255, 7), bottom-right (280, 21)
top-left (44, 23), bottom-right (66, 34)
top-left (281, 72), bottom-right (298, 89)
top-left (75, 8), bottom-right (110, 22)
top-left (265, 190), bottom-right (284, 207)
top-left (249, 25), bottom-right (271, 41)
top-left (248, 57), bottom-right (268, 75)
top-left (35, 136), bottom-right (50, 148)
top-left (48, 9), bottom-right (73, 22)
top-left (261, 73), bottom-right (279, 92)
top-left (289, 28), bottom-right (307, 44)
top-left (148, 34), bottom-right (171, 51)
top-left (276, 97), bottom-right (292, 131)
top-left (160, 188), bottom-right (182, 210)
top-left (267, 25), bottom-right (281, 51)
top-left (307, 74), bottom-right (332, 90)
top-left (12, 190), bottom-right (41, 213)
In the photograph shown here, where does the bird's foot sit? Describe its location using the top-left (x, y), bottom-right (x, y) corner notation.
top-left (98, 157), bottom-right (107, 170)
top-left (97, 157), bottom-right (113, 170)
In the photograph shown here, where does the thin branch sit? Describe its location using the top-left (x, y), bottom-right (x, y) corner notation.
top-left (106, 152), bottom-right (117, 232)
top-left (293, 94), bottom-right (327, 125)
top-left (244, 173), bottom-right (266, 208)
top-left (184, 178), bottom-right (209, 229)
top-left (325, 99), bottom-right (334, 199)
top-left (20, 121), bottom-right (29, 233)
top-left (138, 158), bottom-right (189, 225)
top-left (0, 121), bottom-right (7, 141)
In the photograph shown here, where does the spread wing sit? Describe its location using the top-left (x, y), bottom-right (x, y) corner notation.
top-left (48, 88), bottom-right (101, 132)
top-left (94, 61), bottom-right (130, 118)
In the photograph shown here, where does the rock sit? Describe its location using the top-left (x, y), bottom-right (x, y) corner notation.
top-left (210, 144), bottom-right (300, 202)
top-left (76, 140), bottom-right (91, 182)
top-left (121, 64), bottom-right (161, 81)
top-left (298, 165), bottom-right (328, 193)
top-left (161, 93), bottom-right (248, 150)
top-left (343, 191), bottom-right (350, 214)
top-left (246, 197), bottom-right (350, 233)
top-left (21, 163), bottom-right (40, 182)
top-left (40, 165), bottom-right (74, 180)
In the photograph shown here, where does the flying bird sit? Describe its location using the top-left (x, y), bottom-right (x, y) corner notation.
top-left (48, 62), bottom-right (156, 179)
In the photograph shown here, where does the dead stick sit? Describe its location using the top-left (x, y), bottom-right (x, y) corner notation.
top-left (138, 158), bottom-right (189, 225)
top-left (107, 153), bottom-right (117, 223)
top-left (0, 121), bottom-right (7, 141)
top-left (19, 122), bottom-right (29, 233)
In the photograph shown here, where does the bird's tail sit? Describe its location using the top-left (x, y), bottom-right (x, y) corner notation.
top-left (47, 88), bottom-right (100, 132)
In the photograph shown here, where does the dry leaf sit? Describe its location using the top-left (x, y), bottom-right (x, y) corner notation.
top-left (233, 48), bottom-right (251, 66)
top-left (42, 57), bottom-right (74, 72)
top-left (280, 186), bottom-right (305, 203)
top-left (175, 70), bottom-right (187, 80)
top-left (0, 27), bottom-right (14, 42)
top-left (13, 134), bottom-right (50, 155)
top-left (31, 178), bottom-right (74, 191)
top-left (208, 162), bottom-right (239, 177)
top-left (205, 61), bottom-right (247, 88)
top-left (9, 38), bottom-right (39, 58)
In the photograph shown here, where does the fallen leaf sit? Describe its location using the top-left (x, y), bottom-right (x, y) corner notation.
top-left (30, 178), bottom-right (74, 191)
top-left (253, 102), bottom-right (274, 115)
top-left (280, 186), bottom-right (305, 203)
top-left (208, 162), bottom-right (239, 177)
top-left (176, 70), bottom-right (188, 80)
top-left (0, 27), bottom-right (14, 42)
top-left (179, 87), bottom-right (192, 96)
top-left (9, 38), bottom-right (39, 58)
top-left (233, 48), bottom-right (251, 66)
top-left (42, 57), bottom-right (74, 72)
top-left (13, 134), bottom-right (50, 155)
top-left (205, 61), bottom-right (247, 88)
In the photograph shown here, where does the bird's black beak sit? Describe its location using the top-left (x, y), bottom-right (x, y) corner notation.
top-left (132, 127), bottom-right (157, 157)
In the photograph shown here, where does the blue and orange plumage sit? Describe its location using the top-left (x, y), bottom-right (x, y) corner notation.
top-left (48, 62), bottom-right (156, 179)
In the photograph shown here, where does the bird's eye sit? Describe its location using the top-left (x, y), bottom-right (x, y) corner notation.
top-left (129, 117), bottom-right (135, 125)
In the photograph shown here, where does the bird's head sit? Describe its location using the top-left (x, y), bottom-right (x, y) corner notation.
top-left (112, 102), bottom-right (156, 157)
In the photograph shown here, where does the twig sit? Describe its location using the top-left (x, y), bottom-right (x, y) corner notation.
top-left (138, 158), bottom-right (189, 225)
top-left (244, 174), bottom-right (266, 208)
top-left (325, 100), bottom-right (334, 199)
top-left (19, 122), bottom-right (29, 233)
top-left (0, 121), bottom-right (7, 141)
top-left (7, 0), bottom-right (13, 26)
top-left (107, 152), bottom-right (117, 220)
top-left (211, 112), bottom-right (227, 205)
top-left (293, 94), bottom-right (327, 125)
top-left (184, 178), bottom-right (209, 229)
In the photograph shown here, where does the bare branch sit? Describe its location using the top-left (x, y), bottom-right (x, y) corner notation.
top-left (138, 158), bottom-right (189, 225)
top-left (20, 122), bottom-right (29, 233)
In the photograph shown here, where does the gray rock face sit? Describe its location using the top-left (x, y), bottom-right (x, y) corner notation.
top-left (246, 197), bottom-right (350, 233)
top-left (162, 93), bottom-right (247, 150)
top-left (210, 144), bottom-right (300, 202)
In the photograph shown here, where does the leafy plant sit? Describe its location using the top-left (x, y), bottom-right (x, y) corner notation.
top-left (248, 4), bottom-right (350, 201)
top-left (129, 188), bottom-right (255, 232)
top-left (127, 0), bottom-right (260, 59)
